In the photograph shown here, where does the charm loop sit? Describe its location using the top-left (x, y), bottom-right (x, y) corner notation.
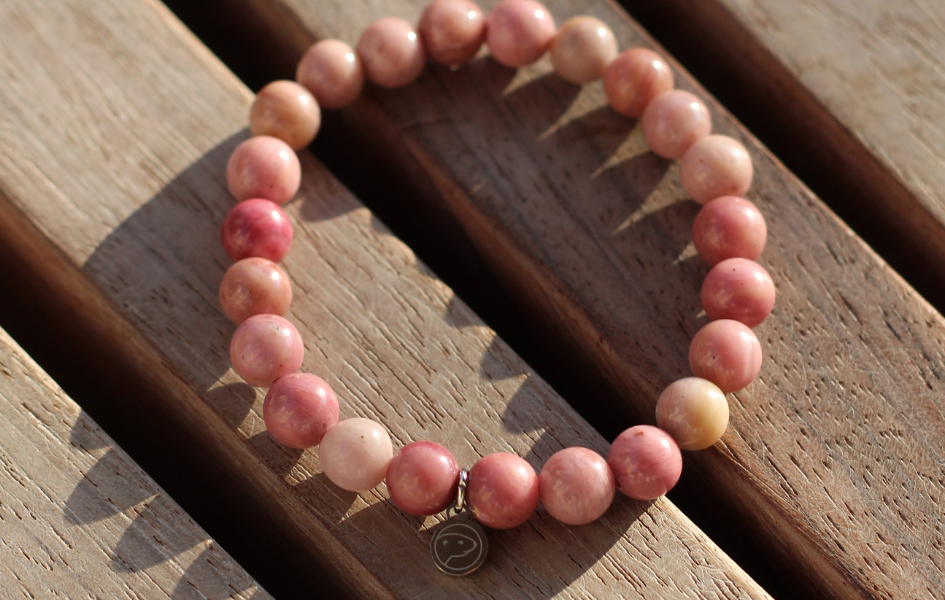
top-left (430, 467), bottom-right (488, 576)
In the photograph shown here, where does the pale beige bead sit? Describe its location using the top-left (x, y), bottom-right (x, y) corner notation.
top-left (296, 40), bottom-right (365, 109)
top-left (249, 80), bottom-right (321, 150)
top-left (655, 377), bottom-right (729, 451)
top-left (680, 134), bottom-right (754, 204)
top-left (550, 16), bottom-right (618, 84)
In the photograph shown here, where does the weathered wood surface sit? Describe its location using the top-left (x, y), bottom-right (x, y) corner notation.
top-left (0, 0), bottom-right (772, 597)
top-left (201, 0), bottom-right (945, 598)
top-left (0, 327), bottom-right (269, 599)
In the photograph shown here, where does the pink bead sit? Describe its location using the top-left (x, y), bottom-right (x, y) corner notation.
top-left (419, 0), bottom-right (486, 66)
top-left (485, 0), bottom-right (556, 68)
top-left (296, 40), bottom-right (365, 109)
top-left (357, 18), bottom-right (426, 88)
top-left (689, 319), bottom-right (762, 393)
top-left (701, 258), bottom-right (776, 328)
top-left (250, 80), bottom-right (321, 151)
top-left (264, 373), bottom-right (339, 448)
top-left (539, 447), bottom-right (615, 525)
top-left (640, 90), bottom-right (712, 160)
top-left (467, 453), bottom-right (539, 529)
top-left (680, 135), bottom-right (754, 204)
top-left (386, 441), bottom-right (460, 516)
top-left (219, 257), bottom-right (292, 324)
top-left (319, 418), bottom-right (393, 492)
top-left (221, 199), bottom-right (293, 263)
top-left (604, 48), bottom-right (674, 118)
top-left (226, 136), bottom-right (301, 205)
top-left (229, 314), bottom-right (304, 388)
top-left (607, 425), bottom-right (682, 500)
top-left (550, 16), bottom-right (618, 84)
top-left (692, 196), bottom-right (767, 266)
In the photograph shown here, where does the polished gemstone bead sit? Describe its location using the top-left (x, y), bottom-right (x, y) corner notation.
top-left (485, 0), bottom-right (556, 68)
top-left (689, 319), bottom-right (762, 393)
top-left (692, 196), bottom-right (767, 266)
top-left (386, 441), bottom-right (460, 516)
top-left (229, 314), bottom-right (304, 388)
top-left (640, 90), bottom-right (712, 159)
top-left (467, 452), bottom-right (539, 528)
top-left (701, 257), bottom-right (775, 327)
top-left (539, 447), bottom-right (615, 525)
top-left (319, 418), bottom-right (393, 492)
top-left (604, 48), bottom-right (674, 118)
top-left (250, 81), bottom-right (321, 151)
top-left (607, 425), bottom-right (682, 500)
top-left (264, 373), bottom-right (339, 448)
top-left (655, 377), bottom-right (729, 450)
top-left (220, 199), bottom-right (293, 263)
top-left (550, 16), bottom-right (618, 84)
top-left (419, 0), bottom-right (486, 66)
top-left (296, 40), bottom-right (365, 109)
top-left (680, 135), bottom-right (754, 204)
top-left (357, 18), bottom-right (426, 88)
top-left (219, 257), bottom-right (292, 323)
top-left (226, 136), bottom-right (301, 205)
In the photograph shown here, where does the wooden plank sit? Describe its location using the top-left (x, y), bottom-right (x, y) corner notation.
top-left (192, 0), bottom-right (945, 598)
top-left (0, 327), bottom-right (269, 599)
top-left (0, 0), bottom-right (772, 597)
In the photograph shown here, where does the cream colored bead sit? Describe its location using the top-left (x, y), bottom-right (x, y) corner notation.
top-left (655, 377), bottom-right (729, 450)
top-left (550, 16), bottom-right (618, 84)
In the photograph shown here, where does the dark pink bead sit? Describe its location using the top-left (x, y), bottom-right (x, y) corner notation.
top-left (386, 441), bottom-right (460, 516)
top-left (264, 373), bottom-right (339, 448)
top-left (539, 447), bottom-right (615, 525)
top-left (467, 453), bottom-right (539, 529)
top-left (693, 196), bottom-right (767, 266)
top-left (689, 319), bottom-right (762, 393)
top-left (607, 425), bottom-right (682, 500)
top-left (221, 199), bottom-right (293, 262)
top-left (701, 258), bottom-right (775, 328)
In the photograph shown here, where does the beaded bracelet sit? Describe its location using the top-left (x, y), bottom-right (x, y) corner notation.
top-left (219, 0), bottom-right (774, 576)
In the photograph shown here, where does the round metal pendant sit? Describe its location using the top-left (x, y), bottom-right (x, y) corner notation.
top-left (430, 515), bottom-right (488, 576)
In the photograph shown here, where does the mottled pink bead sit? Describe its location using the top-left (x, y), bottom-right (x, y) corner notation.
top-left (689, 319), bottom-right (762, 393)
top-left (701, 258), bottom-right (775, 328)
top-left (468, 453), bottom-right (539, 529)
top-left (229, 314), bottom-right (304, 388)
top-left (357, 18), bottom-right (426, 88)
top-left (386, 441), bottom-right (460, 516)
top-left (550, 16), bottom-right (618, 84)
top-left (250, 80), bottom-right (321, 151)
top-left (219, 257), bottom-right (292, 323)
top-left (640, 90), bottom-right (712, 160)
top-left (296, 40), bottom-right (365, 109)
top-left (319, 418), bottom-right (393, 492)
top-left (221, 199), bottom-right (293, 263)
top-left (604, 48), bottom-right (674, 118)
top-left (693, 196), bottom-right (767, 266)
top-left (226, 136), bottom-right (301, 205)
top-left (264, 373), bottom-right (339, 448)
top-left (680, 135), bottom-right (754, 204)
top-left (419, 0), bottom-right (486, 65)
top-left (485, 0), bottom-right (556, 68)
top-left (539, 447), bottom-right (615, 525)
top-left (607, 425), bottom-right (682, 500)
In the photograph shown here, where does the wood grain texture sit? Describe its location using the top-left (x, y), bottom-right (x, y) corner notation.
top-left (0, 327), bottom-right (269, 599)
top-left (202, 0), bottom-right (945, 598)
top-left (0, 0), bottom-right (772, 597)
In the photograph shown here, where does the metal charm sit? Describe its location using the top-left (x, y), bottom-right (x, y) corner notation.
top-left (430, 469), bottom-right (488, 576)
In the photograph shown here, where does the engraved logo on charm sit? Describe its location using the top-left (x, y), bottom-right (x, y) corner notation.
top-left (430, 518), bottom-right (488, 576)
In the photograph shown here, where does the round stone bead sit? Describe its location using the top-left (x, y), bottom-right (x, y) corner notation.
top-left (539, 447), bottom-right (615, 525)
top-left (386, 441), bottom-right (460, 516)
top-left (689, 319), bottom-right (762, 393)
top-left (604, 48), bottom-right (674, 118)
top-left (229, 314), bottom-right (304, 388)
top-left (550, 16), bottom-right (618, 84)
top-left (640, 90), bottom-right (712, 160)
top-left (680, 135), bottom-right (754, 205)
top-left (485, 0), bottom-right (556, 68)
top-left (250, 80), bottom-right (321, 151)
top-left (220, 199), bottom-right (293, 263)
top-left (692, 196), bottom-right (767, 266)
top-left (467, 453), bottom-right (539, 529)
top-left (319, 418), bottom-right (393, 492)
top-left (219, 257), bottom-right (292, 324)
top-left (226, 136), bottom-right (301, 205)
top-left (607, 425), bottom-right (682, 500)
top-left (263, 373), bottom-right (339, 448)
top-left (357, 18), bottom-right (426, 88)
top-left (418, 0), bottom-right (486, 66)
top-left (296, 40), bottom-right (365, 109)
top-left (701, 257), bottom-right (776, 327)
top-left (655, 377), bottom-right (729, 450)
